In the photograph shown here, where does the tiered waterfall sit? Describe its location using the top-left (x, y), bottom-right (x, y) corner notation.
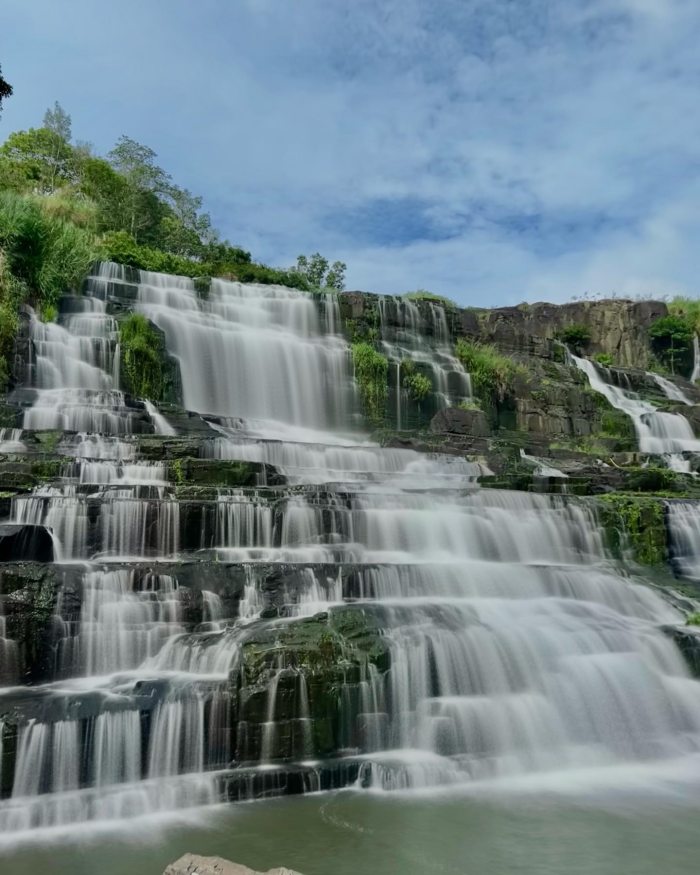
top-left (1, 264), bottom-right (700, 840)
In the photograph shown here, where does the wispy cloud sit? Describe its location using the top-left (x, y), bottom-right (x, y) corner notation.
top-left (2, 0), bottom-right (699, 303)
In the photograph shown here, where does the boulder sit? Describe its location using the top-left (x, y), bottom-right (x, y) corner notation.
top-left (429, 406), bottom-right (490, 437)
top-left (163, 854), bottom-right (303, 875)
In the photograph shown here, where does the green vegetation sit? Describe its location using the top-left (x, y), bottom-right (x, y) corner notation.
top-left (400, 359), bottom-right (432, 402)
top-left (458, 399), bottom-right (482, 411)
top-left (686, 613), bottom-right (700, 626)
top-left (670, 297), bottom-right (700, 334)
top-left (455, 339), bottom-right (522, 411)
top-left (597, 494), bottom-right (667, 566)
top-left (594, 352), bottom-right (613, 367)
top-left (0, 65), bottom-right (13, 117)
top-left (293, 253), bottom-right (346, 290)
top-left (648, 314), bottom-right (694, 375)
top-left (352, 342), bottom-right (388, 426)
top-left (599, 409), bottom-right (635, 442)
top-left (559, 324), bottom-right (591, 352)
top-left (403, 289), bottom-right (457, 308)
top-left (119, 313), bottom-right (166, 401)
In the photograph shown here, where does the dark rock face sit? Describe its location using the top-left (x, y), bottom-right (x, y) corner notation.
top-left (430, 407), bottom-right (490, 437)
top-left (474, 299), bottom-right (668, 367)
top-left (0, 524), bottom-right (54, 563)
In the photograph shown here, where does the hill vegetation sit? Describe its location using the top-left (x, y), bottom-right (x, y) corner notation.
top-left (0, 101), bottom-right (346, 385)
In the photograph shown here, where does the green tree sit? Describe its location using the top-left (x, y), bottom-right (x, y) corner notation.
top-left (0, 65), bottom-right (12, 116)
top-left (649, 315), bottom-right (694, 375)
top-left (295, 252), bottom-right (346, 289)
top-left (43, 101), bottom-right (72, 142)
top-left (0, 127), bottom-right (76, 193)
top-left (108, 136), bottom-right (171, 241)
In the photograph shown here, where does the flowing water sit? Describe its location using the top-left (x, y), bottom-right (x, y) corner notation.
top-left (571, 354), bottom-right (700, 471)
top-left (2, 264), bottom-right (700, 870)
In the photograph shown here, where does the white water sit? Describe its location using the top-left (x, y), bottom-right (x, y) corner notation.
top-left (692, 335), bottom-right (700, 383)
top-left (3, 262), bottom-right (700, 839)
top-left (571, 354), bottom-right (700, 471)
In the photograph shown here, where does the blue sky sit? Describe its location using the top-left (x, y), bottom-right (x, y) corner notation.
top-left (2, 0), bottom-right (699, 304)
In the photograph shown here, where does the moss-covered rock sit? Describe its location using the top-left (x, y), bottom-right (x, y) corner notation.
top-left (597, 494), bottom-right (668, 566)
top-left (234, 607), bottom-right (390, 762)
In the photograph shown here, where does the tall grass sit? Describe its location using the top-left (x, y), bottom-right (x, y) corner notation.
top-left (0, 190), bottom-right (102, 307)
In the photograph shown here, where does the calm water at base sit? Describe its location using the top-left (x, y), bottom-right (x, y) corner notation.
top-left (4, 767), bottom-right (700, 875)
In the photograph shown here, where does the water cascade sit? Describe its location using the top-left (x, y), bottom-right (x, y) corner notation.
top-left (571, 354), bottom-right (700, 471)
top-left (377, 297), bottom-right (472, 420)
top-left (1, 262), bottom-right (700, 841)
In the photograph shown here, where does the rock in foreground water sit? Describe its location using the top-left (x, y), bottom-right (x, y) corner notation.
top-left (163, 853), bottom-right (304, 875)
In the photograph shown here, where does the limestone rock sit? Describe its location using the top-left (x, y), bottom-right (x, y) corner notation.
top-left (163, 853), bottom-right (304, 875)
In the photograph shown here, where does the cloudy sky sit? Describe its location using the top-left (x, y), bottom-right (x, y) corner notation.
top-left (2, 0), bottom-right (699, 304)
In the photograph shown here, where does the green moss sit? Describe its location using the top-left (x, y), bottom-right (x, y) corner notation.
top-left (119, 313), bottom-right (166, 401)
top-left (594, 352), bottom-right (614, 367)
top-left (597, 494), bottom-right (667, 566)
top-left (352, 342), bottom-right (388, 426)
top-left (686, 613), bottom-right (700, 626)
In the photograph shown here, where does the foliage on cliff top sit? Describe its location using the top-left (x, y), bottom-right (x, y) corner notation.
top-left (352, 342), bottom-right (388, 426)
top-left (403, 289), bottom-right (457, 308)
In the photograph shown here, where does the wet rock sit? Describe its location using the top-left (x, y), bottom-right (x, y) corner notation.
top-left (0, 524), bottom-right (54, 563)
top-left (430, 407), bottom-right (490, 437)
top-left (164, 854), bottom-right (304, 875)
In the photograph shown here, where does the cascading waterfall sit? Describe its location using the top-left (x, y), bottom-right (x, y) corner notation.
top-left (571, 354), bottom-right (700, 471)
top-left (378, 296), bottom-right (472, 413)
top-left (2, 261), bottom-right (700, 840)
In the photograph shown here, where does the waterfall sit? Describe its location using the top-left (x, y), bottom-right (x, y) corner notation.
top-left (3, 261), bottom-right (700, 838)
top-left (377, 296), bottom-right (472, 412)
top-left (571, 354), bottom-right (700, 471)
top-left (693, 335), bottom-right (700, 383)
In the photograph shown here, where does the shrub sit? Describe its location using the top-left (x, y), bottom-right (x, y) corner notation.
top-left (0, 190), bottom-right (101, 307)
top-left (454, 339), bottom-right (517, 409)
top-left (102, 230), bottom-right (312, 290)
top-left (594, 352), bottom-right (613, 367)
top-left (403, 371), bottom-right (432, 402)
top-left (559, 324), bottom-right (591, 351)
top-left (352, 342), bottom-right (388, 426)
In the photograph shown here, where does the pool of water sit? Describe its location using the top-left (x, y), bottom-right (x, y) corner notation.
top-left (4, 760), bottom-right (700, 874)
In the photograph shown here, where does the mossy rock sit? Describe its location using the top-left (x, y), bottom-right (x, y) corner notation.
top-left (597, 494), bottom-right (668, 566)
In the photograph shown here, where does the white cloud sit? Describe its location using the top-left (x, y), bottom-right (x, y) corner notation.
top-left (1, 0), bottom-right (699, 304)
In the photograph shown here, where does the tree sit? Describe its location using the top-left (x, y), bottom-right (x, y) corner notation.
top-left (325, 260), bottom-right (346, 290)
top-left (649, 315), bottom-right (694, 375)
top-left (0, 127), bottom-right (77, 193)
top-left (108, 136), bottom-right (171, 241)
top-left (43, 101), bottom-right (72, 142)
top-left (294, 252), bottom-right (346, 289)
top-left (0, 65), bottom-right (12, 117)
